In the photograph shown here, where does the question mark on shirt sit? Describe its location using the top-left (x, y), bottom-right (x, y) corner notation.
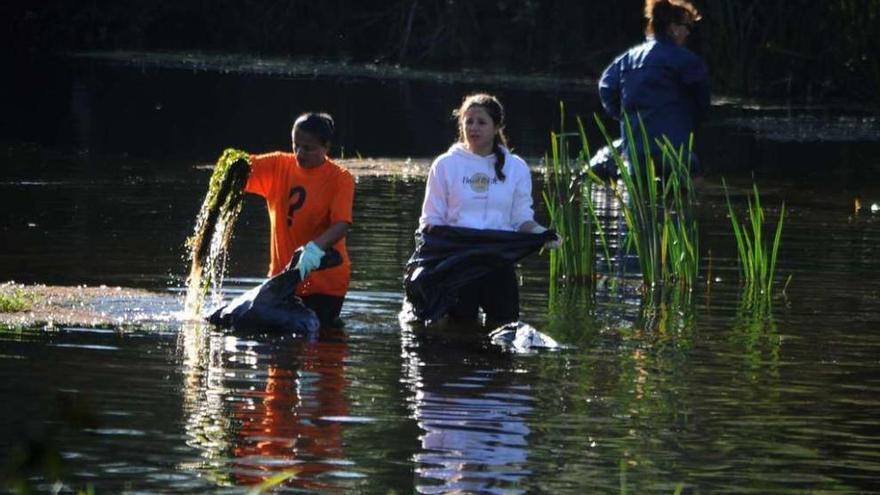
top-left (287, 186), bottom-right (306, 227)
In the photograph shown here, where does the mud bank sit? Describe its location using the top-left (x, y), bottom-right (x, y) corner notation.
top-left (0, 282), bottom-right (178, 329)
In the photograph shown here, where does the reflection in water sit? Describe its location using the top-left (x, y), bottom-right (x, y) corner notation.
top-left (179, 324), bottom-right (351, 491)
top-left (732, 292), bottom-right (782, 378)
top-left (401, 325), bottom-right (532, 494)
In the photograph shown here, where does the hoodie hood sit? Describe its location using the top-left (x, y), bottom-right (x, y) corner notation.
top-left (448, 142), bottom-right (510, 162)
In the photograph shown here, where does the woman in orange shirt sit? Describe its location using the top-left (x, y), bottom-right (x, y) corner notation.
top-left (244, 113), bottom-right (355, 327)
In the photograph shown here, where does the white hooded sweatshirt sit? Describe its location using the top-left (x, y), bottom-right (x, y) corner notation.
top-left (419, 143), bottom-right (535, 231)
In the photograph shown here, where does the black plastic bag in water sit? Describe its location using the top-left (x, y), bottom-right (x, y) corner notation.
top-left (207, 247), bottom-right (342, 334)
top-left (403, 226), bottom-right (555, 324)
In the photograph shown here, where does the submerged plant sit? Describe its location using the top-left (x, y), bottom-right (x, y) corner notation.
top-left (592, 115), bottom-right (700, 293)
top-left (721, 179), bottom-right (786, 301)
top-left (184, 148), bottom-right (251, 316)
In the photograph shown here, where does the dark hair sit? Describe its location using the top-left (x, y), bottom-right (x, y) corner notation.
top-left (453, 93), bottom-right (509, 181)
top-left (645, 0), bottom-right (701, 36)
top-left (292, 112), bottom-right (335, 146)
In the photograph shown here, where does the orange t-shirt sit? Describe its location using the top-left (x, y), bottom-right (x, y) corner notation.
top-left (245, 152), bottom-right (354, 297)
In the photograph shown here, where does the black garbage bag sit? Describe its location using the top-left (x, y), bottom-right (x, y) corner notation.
top-left (207, 247), bottom-right (342, 334)
top-left (403, 226), bottom-right (555, 324)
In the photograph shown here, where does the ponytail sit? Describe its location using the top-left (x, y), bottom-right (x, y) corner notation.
top-left (493, 134), bottom-right (507, 181)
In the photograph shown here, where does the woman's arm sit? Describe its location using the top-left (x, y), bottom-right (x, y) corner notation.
top-left (510, 158), bottom-right (537, 231)
top-left (681, 56), bottom-right (711, 120)
top-left (312, 221), bottom-right (351, 250)
top-left (598, 55), bottom-right (624, 119)
top-left (419, 159), bottom-right (448, 229)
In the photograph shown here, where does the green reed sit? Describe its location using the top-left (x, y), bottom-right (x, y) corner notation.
top-left (542, 105), bottom-right (612, 288)
top-left (592, 115), bottom-right (700, 291)
top-left (543, 130), bottom-right (595, 286)
top-left (184, 148), bottom-right (251, 315)
top-left (722, 179), bottom-right (786, 300)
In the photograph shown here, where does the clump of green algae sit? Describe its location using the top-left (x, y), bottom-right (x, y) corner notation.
top-left (184, 149), bottom-right (250, 316)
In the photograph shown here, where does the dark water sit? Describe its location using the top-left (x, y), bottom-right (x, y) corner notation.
top-left (2, 57), bottom-right (880, 493)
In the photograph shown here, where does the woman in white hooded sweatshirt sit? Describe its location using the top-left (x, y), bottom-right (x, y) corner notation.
top-left (418, 93), bottom-right (558, 325)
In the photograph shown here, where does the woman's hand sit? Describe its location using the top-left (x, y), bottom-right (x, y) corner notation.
top-left (519, 222), bottom-right (562, 249)
top-left (295, 241), bottom-right (325, 279)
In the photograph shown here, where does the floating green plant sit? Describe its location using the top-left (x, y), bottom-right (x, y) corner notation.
top-left (721, 179), bottom-right (786, 301)
top-left (184, 148), bottom-right (251, 316)
top-left (592, 115), bottom-right (700, 293)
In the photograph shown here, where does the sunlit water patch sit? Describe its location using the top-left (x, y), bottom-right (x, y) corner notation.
top-left (726, 114), bottom-right (880, 142)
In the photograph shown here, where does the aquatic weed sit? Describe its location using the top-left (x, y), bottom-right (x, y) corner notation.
top-left (543, 130), bottom-right (596, 285)
top-left (542, 111), bottom-right (699, 301)
top-left (721, 178), bottom-right (786, 301)
top-left (592, 115), bottom-right (700, 294)
top-left (184, 148), bottom-right (251, 315)
top-left (542, 104), bottom-right (612, 289)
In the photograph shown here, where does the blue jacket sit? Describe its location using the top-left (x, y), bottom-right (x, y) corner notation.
top-left (599, 35), bottom-right (710, 161)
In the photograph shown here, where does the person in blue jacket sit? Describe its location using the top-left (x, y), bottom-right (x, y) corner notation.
top-left (598, 0), bottom-right (710, 174)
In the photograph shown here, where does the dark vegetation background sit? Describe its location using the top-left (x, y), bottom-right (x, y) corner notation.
top-left (3, 0), bottom-right (879, 102)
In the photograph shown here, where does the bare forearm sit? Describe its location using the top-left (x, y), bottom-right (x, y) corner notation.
top-left (312, 222), bottom-right (350, 250)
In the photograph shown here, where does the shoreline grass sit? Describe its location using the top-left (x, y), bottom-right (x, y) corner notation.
top-left (0, 283), bottom-right (34, 313)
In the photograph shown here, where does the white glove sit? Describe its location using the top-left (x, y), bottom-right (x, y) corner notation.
top-left (295, 241), bottom-right (325, 279)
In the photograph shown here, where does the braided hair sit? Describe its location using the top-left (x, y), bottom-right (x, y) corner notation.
top-left (454, 93), bottom-right (509, 181)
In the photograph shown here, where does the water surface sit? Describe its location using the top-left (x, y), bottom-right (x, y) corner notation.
top-left (2, 58), bottom-right (880, 493)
